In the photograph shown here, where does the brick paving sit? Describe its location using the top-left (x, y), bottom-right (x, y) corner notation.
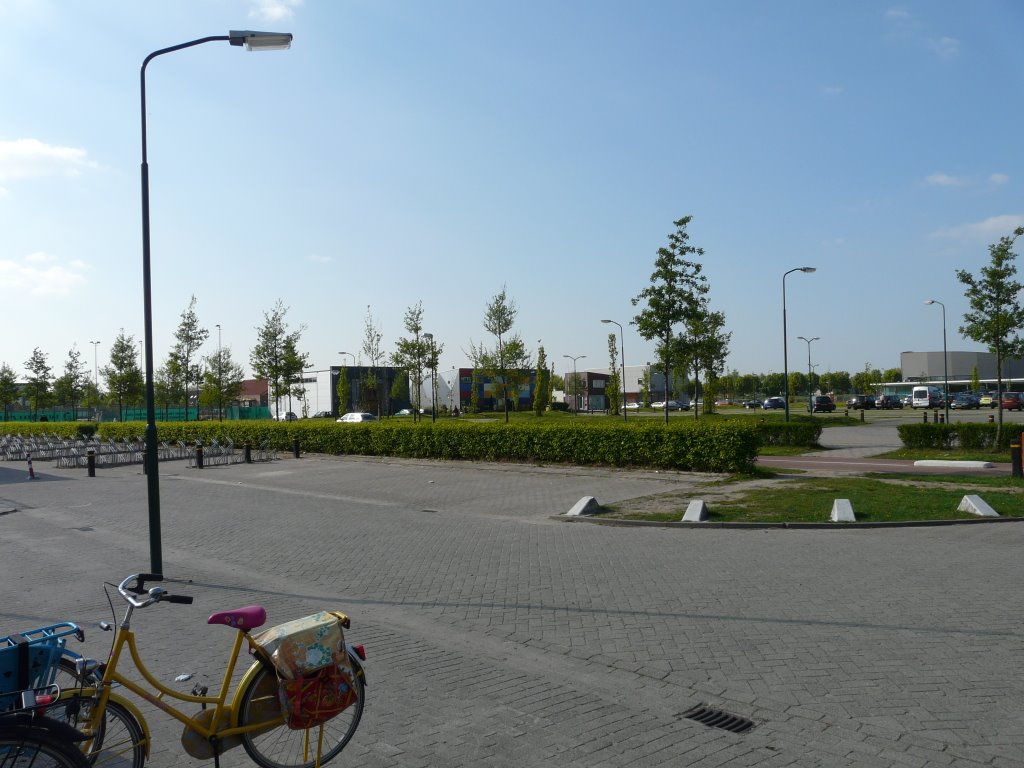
top-left (1, 449), bottom-right (1023, 767)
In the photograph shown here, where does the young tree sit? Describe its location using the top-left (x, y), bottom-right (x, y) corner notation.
top-left (154, 360), bottom-right (183, 421)
top-left (103, 331), bottom-right (144, 421)
top-left (391, 302), bottom-right (429, 422)
top-left (970, 366), bottom-right (980, 393)
top-left (687, 309), bottom-right (730, 417)
top-left (532, 345), bottom-right (550, 416)
top-left (52, 346), bottom-right (87, 418)
top-left (171, 296), bottom-right (209, 422)
top-left (631, 216), bottom-right (709, 423)
top-left (606, 333), bottom-right (621, 416)
top-left (24, 347), bottom-right (52, 420)
top-left (336, 368), bottom-right (352, 415)
top-left (198, 346), bottom-right (245, 419)
top-left (361, 306), bottom-right (385, 416)
top-left (0, 363), bottom-right (19, 421)
top-left (957, 226), bottom-right (1024, 441)
top-left (250, 300), bottom-right (308, 419)
top-left (638, 368), bottom-right (650, 407)
top-left (479, 285), bottom-right (525, 423)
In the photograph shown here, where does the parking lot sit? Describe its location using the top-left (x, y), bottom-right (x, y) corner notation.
top-left (2, 439), bottom-right (1023, 767)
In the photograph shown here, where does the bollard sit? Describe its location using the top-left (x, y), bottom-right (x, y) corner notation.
top-left (988, 413), bottom-right (994, 423)
top-left (87, 449), bottom-right (96, 478)
top-left (26, 452), bottom-right (35, 480)
top-left (859, 409), bottom-right (865, 422)
top-left (293, 438), bottom-right (301, 459)
top-left (1011, 440), bottom-right (1023, 479)
top-left (196, 444), bottom-right (204, 470)
top-left (939, 413), bottom-right (945, 424)
top-left (244, 441), bottom-right (252, 464)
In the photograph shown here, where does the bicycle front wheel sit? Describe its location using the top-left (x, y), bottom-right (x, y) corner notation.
top-left (238, 661), bottom-right (364, 768)
top-left (0, 726), bottom-right (91, 768)
top-left (47, 694), bottom-right (146, 768)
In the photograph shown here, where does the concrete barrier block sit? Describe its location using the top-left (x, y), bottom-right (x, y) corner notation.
top-left (565, 496), bottom-right (601, 516)
top-left (830, 499), bottom-right (856, 522)
top-left (681, 500), bottom-right (708, 522)
top-left (957, 494), bottom-right (999, 517)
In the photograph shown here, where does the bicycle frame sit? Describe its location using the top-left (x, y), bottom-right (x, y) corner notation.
top-left (79, 618), bottom-right (278, 751)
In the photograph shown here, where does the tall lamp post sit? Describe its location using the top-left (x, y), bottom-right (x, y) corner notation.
top-left (140, 30), bottom-right (292, 575)
top-left (563, 354), bottom-right (586, 415)
top-left (601, 319), bottom-right (627, 421)
top-left (924, 299), bottom-right (950, 424)
top-left (424, 333), bottom-right (437, 423)
top-left (797, 336), bottom-right (819, 413)
top-left (782, 266), bottom-right (816, 422)
top-left (90, 341), bottom-right (101, 420)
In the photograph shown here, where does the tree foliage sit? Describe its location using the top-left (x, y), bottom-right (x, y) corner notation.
top-left (0, 363), bottom-right (19, 421)
top-left (391, 302), bottom-right (429, 421)
top-left (474, 285), bottom-right (529, 422)
top-left (172, 295), bottom-right (209, 421)
top-left (631, 215), bottom-right (710, 423)
top-left (956, 226), bottom-right (1024, 440)
top-left (532, 345), bottom-right (550, 416)
top-left (199, 345), bottom-right (245, 417)
top-left (52, 346), bottom-right (87, 415)
top-left (250, 300), bottom-right (308, 419)
top-left (606, 333), bottom-right (621, 416)
top-left (103, 331), bottom-right (144, 421)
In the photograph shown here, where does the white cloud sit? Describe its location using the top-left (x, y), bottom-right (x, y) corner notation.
top-left (0, 252), bottom-right (88, 297)
top-left (307, 254), bottom-right (334, 264)
top-left (925, 172), bottom-right (967, 187)
top-left (885, 7), bottom-right (910, 20)
top-left (928, 36), bottom-right (959, 58)
top-left (990, 173), bottom-right (1009, 185)
top-left (931, 214), bottom-right (1024, 241)
top-left (249, 0), bottom-right (302, 22)
top-left (0, 138), bottom-right (97, 182)
top-left (821, 85), bottom-right (844, 96)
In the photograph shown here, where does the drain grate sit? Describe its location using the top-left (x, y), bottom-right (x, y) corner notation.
top-left (681, 703), bottom-right (755, 734)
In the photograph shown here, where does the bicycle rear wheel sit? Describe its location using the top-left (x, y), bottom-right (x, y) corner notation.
top-left (0, 726), bottom-right (90, 768)
top-left (46, 694), bottom-right (146, 768)
top-left (238, 661), bottom-right (364, 768)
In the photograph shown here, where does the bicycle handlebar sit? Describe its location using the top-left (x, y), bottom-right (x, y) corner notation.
top-left (117, 574), bottom-right (193, 608)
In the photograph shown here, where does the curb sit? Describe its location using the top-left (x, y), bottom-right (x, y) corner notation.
top-left (553, 514), bottom-right (1024, 530)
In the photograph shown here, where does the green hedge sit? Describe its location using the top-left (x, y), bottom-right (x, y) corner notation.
top-left (897, 422), bottom-right (1022, 450)
top-left (756, 421), bottom-right (822, 447)
top-left (89, 419), bottom-right (760, 473)
top-left (0, 422), bottom-right (97, 438)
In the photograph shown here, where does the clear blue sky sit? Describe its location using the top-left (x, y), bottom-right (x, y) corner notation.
top-left (2, 1), bottom-right (1022, 385)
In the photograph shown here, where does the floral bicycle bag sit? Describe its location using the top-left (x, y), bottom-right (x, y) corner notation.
top-left (251, 611), bottom-right (357, 729)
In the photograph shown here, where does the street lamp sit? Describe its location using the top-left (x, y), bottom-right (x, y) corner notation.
top-left (782, 266), bottom-right (816, 422)
top-left (563, 354), bottom-right (586, 415)
top-left (338, 351), bottom-right (356, 367)
top-left (139, 29), bottom-right (292, 575)
top-left (601, 319), bottom-right (627, 422)
top-left (924, 299), bottom-right (950, 423)
top-left (797, 336), bottom-right (819, 413)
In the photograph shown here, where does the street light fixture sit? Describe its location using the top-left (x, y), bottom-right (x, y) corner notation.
top-left (424, 333), bottom-right (437, 423)
top-left (563, 354), bottom-right (586, 415)
top-left (139, 29), bottom-right (292, 575)
top-left (601, 319), bottom-right (627, 422)
top-left (797, 336), bottom-right (820, 413)
top-left (924, 299), bottom-right (950, 423)
top-left (215, 324), bottom-right (223, 422)
top-left (338, 352), bottom-right (356, 366)
top-left (782, 266), bottom-right (816, 422)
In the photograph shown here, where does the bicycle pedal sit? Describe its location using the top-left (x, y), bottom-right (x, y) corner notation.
top-left (190, 683), bottom-right (209, 697)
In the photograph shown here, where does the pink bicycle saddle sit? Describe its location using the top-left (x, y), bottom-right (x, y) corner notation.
top-left (207, 605), bottom-right (267, 630)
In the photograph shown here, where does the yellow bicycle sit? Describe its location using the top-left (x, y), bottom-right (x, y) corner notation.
top-left (52, 573), bottom-right (366, 768)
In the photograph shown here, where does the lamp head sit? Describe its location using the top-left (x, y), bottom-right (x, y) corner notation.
top-left (924, 299), bottom-right (935, 305)
top-left (229, 30), bottom-right (293, 50)
top-left (800, 267), bottom-right (816, 273)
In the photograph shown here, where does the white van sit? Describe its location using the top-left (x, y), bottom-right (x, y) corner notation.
top-left (911, 386), bottom-right (942, 409)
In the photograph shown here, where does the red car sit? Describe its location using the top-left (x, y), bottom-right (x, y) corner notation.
top-left (1001, 392), bottom-right (1023, 411)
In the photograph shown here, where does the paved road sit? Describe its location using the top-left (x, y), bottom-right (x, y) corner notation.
top-left (2, 441), bottom-right (1023, 767)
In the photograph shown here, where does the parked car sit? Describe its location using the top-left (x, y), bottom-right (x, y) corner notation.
top-left (651, 400), bottom-right (688, 411)
top-left (912, 386), bottom-right (943, 409)
top-left (951, 393), bottom-right (980, 410)
top-left (811, 395), bottom-right (835, 413)
top-left (337, 412), bottom-right (378, 423)
top-left (624, 402), bottom-right (641, 410)
top-left (743, 400), bottom-right (762, 409)
top-left (310, 411), bottom-right (333, 418)
top-left (978, 392), bottom-right (997, 408)
top-left (763, 397), bottom-right (786, 410)
top-left (846, 395), bottom-right (876, 410)
top-left (273, 411), bottom-right (298, 421)
top-left (1001, 392), bottom-right (1024, 411)
top-left (901, 394), bottom-right (913, 407)
top-left (875, 395), bottom-right (903, 410)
